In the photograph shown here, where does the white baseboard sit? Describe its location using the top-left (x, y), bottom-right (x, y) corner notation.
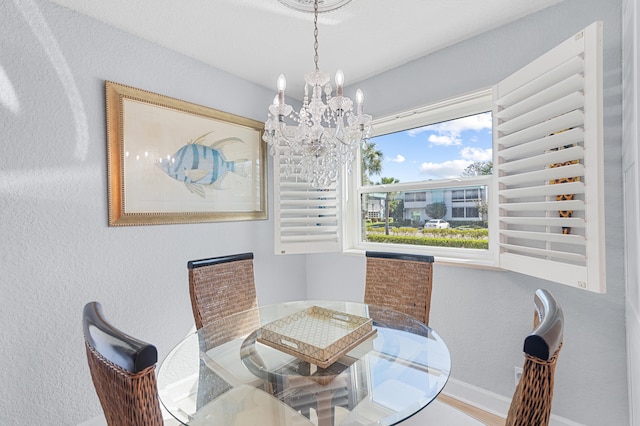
top-left (442, 377), bottom-right (585, 426)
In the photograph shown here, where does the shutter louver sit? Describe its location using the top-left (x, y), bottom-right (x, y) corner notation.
top-left (493, 21), bottom-right (605, 292)
top-left (274, 144), bottom-right (341, 254)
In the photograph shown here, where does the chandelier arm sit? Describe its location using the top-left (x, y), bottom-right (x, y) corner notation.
top-left (277, 116), bottom-right (295, 145)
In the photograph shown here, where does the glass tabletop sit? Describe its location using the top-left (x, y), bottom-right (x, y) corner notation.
top-left (157, 300), bottom-right (451, 426)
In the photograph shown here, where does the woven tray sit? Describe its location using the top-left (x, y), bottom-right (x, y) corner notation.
top-left (257, 306), bottom-right (377, 368)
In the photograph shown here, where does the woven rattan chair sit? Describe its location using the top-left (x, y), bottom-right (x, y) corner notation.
top-left (401, 288), bottom-right (564, 425)
top-left (188, 252), bottom-right (258, 330)
top-left (83, 301), bottom-right (164, 426)
top-left (505, 288), bottom-right (564, 426)
top-left (188, 253), bottom-right (264, 393)
top-left (364, 251), bottom-right (435, 325)
top-left (84, 302), bottom-right (313, 426)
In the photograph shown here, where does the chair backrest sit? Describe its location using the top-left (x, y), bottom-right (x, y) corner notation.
top-left (364, 251), bottom-right (435, 325)
top-left (188, 252), bottom-right (258, 330)
top-left (506, 289), bottom-right (564, 426)
top-left (82, 302), bottom-right (163, 426)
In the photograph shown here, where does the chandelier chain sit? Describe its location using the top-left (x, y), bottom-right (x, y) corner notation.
top-left (313, 0), bottom-right (319, 71)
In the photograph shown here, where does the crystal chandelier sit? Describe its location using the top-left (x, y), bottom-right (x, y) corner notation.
top-left (263, 0), bottom-right (372, 187)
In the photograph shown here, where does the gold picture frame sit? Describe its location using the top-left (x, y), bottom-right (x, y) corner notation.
top-left (105, 81), bottom-right (267, 226)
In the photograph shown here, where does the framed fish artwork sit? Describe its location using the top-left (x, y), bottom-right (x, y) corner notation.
top-left (105, 81), bottom-right (267, 226)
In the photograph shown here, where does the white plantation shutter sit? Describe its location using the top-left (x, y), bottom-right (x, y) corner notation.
top-left (273, 144), bottom-right (342, 255)
top-left (493, 21), bottom-right (605, 292)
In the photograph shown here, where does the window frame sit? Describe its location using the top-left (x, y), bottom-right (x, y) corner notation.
top-left (344, 89), bottom-right (499, 267)
top-left (342, 22), bottom-right (604, 292)
top-left (273, 22), bottom-right (604, 292)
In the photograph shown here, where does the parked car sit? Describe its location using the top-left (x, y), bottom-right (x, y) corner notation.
top-left (424, 219), bottom-right (450, 229)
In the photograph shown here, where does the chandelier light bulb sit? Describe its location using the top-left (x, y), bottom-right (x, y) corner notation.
top-left (276, 74), bottom-right (287, 105)
top-left (356, 89), bottom-right (364, 113)
top-left (277, 74), bottom-right (287, 91)
top-left (335, 69), bottom-right (344, 96)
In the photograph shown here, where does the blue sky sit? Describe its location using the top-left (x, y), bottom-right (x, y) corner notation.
top-left (367, 112), bottom-right (492, 183)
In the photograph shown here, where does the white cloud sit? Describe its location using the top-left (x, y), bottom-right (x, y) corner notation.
top-left (390, 154), bottom-right (405, 163)
top-left (417, 147), bottom-right (492, 179)
top-left (428, 134), bottom-right (461, 146)
top-left (419, 159), bottom-right (472, 179)
top-left (408, 112), bottom-right (491, 147)
top-left (460, 147), bottom-right (492, 161)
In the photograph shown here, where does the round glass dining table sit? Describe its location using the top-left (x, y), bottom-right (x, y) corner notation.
top-left (157, 300), bottom-right (451, 426)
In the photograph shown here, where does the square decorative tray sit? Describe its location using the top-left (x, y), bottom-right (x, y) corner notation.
top-left (257, 306), bottom-right (377, 368)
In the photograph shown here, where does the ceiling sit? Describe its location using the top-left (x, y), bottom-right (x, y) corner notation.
top-left (48, 0), bottom-right (565, 100)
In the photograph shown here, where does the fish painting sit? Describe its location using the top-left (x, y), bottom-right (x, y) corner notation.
top-left (156, 132), bottom-right (248, 197)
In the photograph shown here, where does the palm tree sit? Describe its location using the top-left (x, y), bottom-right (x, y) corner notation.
top-left (360, 141), bottom-right (384, 240)
top-left (461, 161), bottom-right (493, 177)
top-left (361, 141), bottom-right (383, 185)
top-left (378, 177), bottom-right (400, 235)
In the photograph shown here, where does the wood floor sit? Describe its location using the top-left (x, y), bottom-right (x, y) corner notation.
top-left (437, 394), bottom-right (506, 426)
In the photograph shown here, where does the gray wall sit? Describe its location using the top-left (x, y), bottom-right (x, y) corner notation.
top-left (308, 0), bottom-right (628, 425)
top-left (0, 1), bottom-right (307, 424)
top-left (1, 0), bottom-right (628, 425)
top-left (622, 0), bottom-right (640, 424)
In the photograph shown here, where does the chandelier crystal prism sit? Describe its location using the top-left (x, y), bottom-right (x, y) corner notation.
top-left (263, 0), bottom-right (372, 187)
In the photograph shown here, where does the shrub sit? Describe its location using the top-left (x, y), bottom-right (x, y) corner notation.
top-left (368, 227), bottom-right (385, 234)
top-left (396, 227), bottom-right (419, 235)
top-left (421, 228), bottom-right (488, 239)
top-left (365, 234), bottom-right (488, 249)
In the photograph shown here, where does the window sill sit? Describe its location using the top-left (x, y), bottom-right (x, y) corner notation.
top-left (343, 247), bottom-right (503, 271)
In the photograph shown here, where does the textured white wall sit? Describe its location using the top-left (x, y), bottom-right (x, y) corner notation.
top-left (308, 0), bottom-right (629, 425)
top-left (0, 1), bottom-right (307, 424)
top-left (1, 0), bottom-right (630, 425)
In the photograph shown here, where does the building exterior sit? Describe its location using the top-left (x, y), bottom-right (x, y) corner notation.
top-left (367, 186), bottom-right (488, 225)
